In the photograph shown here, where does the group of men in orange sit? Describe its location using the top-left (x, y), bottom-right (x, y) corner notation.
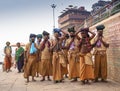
top-left (4, 24), bottom-right (109, 85)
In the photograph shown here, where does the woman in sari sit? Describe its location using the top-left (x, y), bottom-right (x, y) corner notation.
top-left (15, 42), bottom-right (24, 73)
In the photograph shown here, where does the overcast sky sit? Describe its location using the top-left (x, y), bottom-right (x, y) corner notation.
top-left (0, 0), bottom-right (111, 51)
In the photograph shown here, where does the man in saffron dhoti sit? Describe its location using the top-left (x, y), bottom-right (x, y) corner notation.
top-left (61, 34), bottom-right (69, 78)
top-left (40, 31), bottom-right (52, 81)
top-left (4, 41), bottom-right (12, 72)
top-left (24, 34), bottom-right (38, 83)
top-left (93, 25), bottom-right (109, 82)
top-left (78, 28), bottom-right (95, 85)
top-left (35, 34), bottom-right (42, 77)
top-left (65, 27), bottom-right (80, 82)
top-left (51, 28), bottom-right (66, 83)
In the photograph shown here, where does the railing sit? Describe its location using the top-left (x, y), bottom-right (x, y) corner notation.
top-left (111, 2), bottom-right (120, 15)
top-left (78, 1), bottom-right (120, 29)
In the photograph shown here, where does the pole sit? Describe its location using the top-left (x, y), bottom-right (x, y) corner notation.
top-left (51, 4), bottom-right (56, 29)
top-left (53, 7), bottom-right (55, 29)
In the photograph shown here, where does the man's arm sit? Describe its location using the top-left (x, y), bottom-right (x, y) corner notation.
top-left (100, 37), bottom-right (109, 48)
top-left (75, 30), bottom-right (81, 40)
top-left (65, 38), bottom-right (74, 50)
top-left (89, 30), bottom-right (96, 40)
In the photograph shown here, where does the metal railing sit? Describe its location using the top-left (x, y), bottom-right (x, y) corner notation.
top-left (79, 1), bottom-right (120, 28)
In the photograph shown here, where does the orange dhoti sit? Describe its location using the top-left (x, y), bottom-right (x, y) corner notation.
top-left (52, 52), bottom-right (64, 81)
top-left (79, 53), bottom-right (94, 81)
top-left (41, 59), bottom-right (52, 76)
top-left (4, 55), bottom-right (12, 71)
top-left (61, 50), bottom-right (68, 76)
top-left (94, 51), bottom-right (107, 80)
top-left (61, 66), bottom-right (68, 76)
top-left (24, 54), bottom-right (37, 78)
top-left (38, 61), bottom-right (42, 75)
top-left (68, 51), bottom-right (80, 79)
top-left (35, 61), bottom-right (41, 75)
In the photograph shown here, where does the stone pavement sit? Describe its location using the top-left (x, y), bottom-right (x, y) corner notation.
top-left (0, 68), bottom-right (120, 91)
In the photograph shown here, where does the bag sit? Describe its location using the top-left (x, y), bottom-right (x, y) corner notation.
top-left (30, 43), bottom-right (37, 54)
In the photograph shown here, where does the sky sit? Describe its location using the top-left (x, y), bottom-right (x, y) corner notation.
top-left (0, 0), bottom-right (110, 54)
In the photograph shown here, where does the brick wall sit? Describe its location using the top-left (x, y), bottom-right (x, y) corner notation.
top-left (90, 12), bottom-right (120, 82)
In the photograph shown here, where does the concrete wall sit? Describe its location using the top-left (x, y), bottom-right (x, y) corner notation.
top-left (90, 12), bottom-right (120, 82)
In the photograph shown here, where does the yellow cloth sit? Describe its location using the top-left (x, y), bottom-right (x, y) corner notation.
top-left (84, 53), bottom-right (93, 65)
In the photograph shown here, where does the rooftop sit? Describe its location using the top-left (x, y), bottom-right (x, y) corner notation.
top-left (59, 7), bottom-right (90, 18)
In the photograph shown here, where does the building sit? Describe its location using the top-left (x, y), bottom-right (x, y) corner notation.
top-left (58, 6), bottom-right (90, 32)
top-left (91, 0), bottom-right (111, 15)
